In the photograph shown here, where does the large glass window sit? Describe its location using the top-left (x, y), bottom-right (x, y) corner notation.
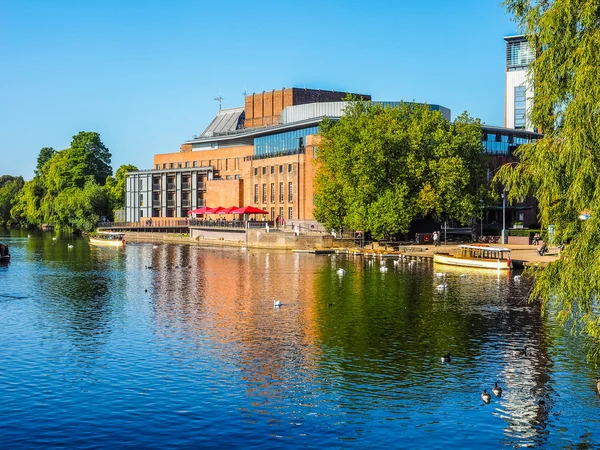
top-left (288, 182), bottom-right (293, 202)
top-left (270, 183), bottom-right (275, 203)
top-left (288, 207), bottom-right (293, 220)
top-left (254, 184), bottom-right (259, 204)
top-left (262, 184), bottom-right (266, 204)
top-left (514, 86), bottom-right (527, 129)
top-left (506, 39), bottom-right (534, 68)
top-left (279, 182), bottom-right (284, 202)
top-left (254, 126), bottom-right (318, 158)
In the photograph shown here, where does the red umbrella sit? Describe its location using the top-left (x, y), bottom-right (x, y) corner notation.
top-left (218, 206), bottom-right (239, 214)
top-left (206, 206), bottom-right (225, 214)
top-left (189, 206), bottom-right (211, 215)
top-left (232, 206), bottom-right (268, 214)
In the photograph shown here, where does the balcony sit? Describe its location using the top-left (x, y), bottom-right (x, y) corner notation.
top-left (196, 199), bottom-right (206, 207)
top-left (182, 182), bottom-right (190, 190)
top-left (197, 182), bottom-right (206, 190)
top-left (181, 199), bottom-right (190, 207)
top-left (152, 200), bottom-right (161, 207)
top-left (167, 200), bottom-right (176, 207)
top-left (152, 184), bottom-right (161, 191)
top-left (167, 183), bottom-right (176, 190)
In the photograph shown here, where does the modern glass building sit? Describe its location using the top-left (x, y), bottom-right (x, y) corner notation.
top-left (504, 35), bottom-right (535, 131)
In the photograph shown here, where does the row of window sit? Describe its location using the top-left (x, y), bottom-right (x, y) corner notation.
top-left (254, 127), bottom-right (317, 157)
top-left (254, 164), bottom-right (294, 177)
top-left (514, 86), bottom-right (527, 129)
top-left (269, 206), bottom-right (293, 220)
top-left (254, 182), bottom-right (293, 204)
top-left (155, 158), bottom-right (241, 171)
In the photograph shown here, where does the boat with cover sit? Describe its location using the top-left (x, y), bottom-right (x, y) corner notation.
top-left (89, 231), bottom-right (126, 247)
top-left (433, 244), bottom-right (512, 270)
top-left (0, 242), bottom-right (10, 262)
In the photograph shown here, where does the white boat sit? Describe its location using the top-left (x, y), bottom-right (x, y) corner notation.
top-left (89, 231), bottom-right (126, 248)
top-left (433, 245), bottom-right (512, 270)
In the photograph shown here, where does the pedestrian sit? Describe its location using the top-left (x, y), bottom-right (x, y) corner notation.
top-left (276, 215), bottom-right (280, 229)
top-left (433, 231), bottom-right (439, 247)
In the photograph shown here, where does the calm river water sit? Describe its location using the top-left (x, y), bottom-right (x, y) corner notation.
top-left (1, 229), bottom-right (599, 449)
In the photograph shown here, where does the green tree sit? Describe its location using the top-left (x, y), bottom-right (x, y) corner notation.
top-left (498, 1), bottom-right (600, 356)
top-left (105, 164), bottom-right (137, 211)
top-left (70, 131), bottom-right (112, 185)
top-left (314, 101), bottom-right (485, 238)
top-left (35, 147), bottom-right (56, 175)
top-left (0, 176), bottom-right (24, 225)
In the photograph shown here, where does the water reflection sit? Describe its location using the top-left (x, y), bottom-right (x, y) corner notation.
top-left (1, 228), bottom-right (599, 448)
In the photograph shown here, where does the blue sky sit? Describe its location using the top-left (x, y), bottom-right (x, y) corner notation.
top-left (1, 0), bottom-right (519, 180)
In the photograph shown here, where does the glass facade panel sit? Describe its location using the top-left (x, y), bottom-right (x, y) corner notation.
top-left (254, 126), bottom-right (318, 158)
top-left (514, 86), bottom-right (527, 129)
top-left (506, 40), bottom-right (534, 68)
top-left (481, 130), bottom-right (537, 155)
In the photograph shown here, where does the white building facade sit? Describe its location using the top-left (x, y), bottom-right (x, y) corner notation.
top-left (504, 35), bottom-right (535, 131)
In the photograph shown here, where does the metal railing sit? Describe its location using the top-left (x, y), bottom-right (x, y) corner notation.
top-left (181, 199), bottom-right (190, 207)
top-left (167, 200), bottom-right (176, 207)
top-left (181, 183), bottom-right (190, 190)
top-left (152, 184), bottom-right (161, 191)
top-left (152, 200), bottom-right (161, 207)
top-left (167, 183), bottom-right (176, 190)
top-left (197, 182), bottom-right (206, 190)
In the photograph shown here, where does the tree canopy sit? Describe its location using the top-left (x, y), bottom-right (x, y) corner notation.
top-left (314, 101), bottom-right (485, 238)
top-left (10, 132), bottom-right (120, 232)
top-left (105, 164), bottom-right (137, 211)
top-left (497, 1), bottom-right (600, 356)
top-left (0, 175), bottom-right (24, 226)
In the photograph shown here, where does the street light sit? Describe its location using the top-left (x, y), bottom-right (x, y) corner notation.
top-left (502, 191), bottom-right (506, 244)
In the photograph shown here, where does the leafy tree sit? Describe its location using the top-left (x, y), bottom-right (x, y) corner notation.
top-left (36, 147), bottom-right (56, 175)
top-left (70, 131), bottom-right (112, 185)
top-left (53, 180), bottom-right (110, 231)
top-left (497, 1), bottom-right (600, 357)
top-left (314, 101), bottom-right (485, 238)
top-left (106, 164), bottom-right (137, 211)
top-left (0, 176), bottom-right (24, 225)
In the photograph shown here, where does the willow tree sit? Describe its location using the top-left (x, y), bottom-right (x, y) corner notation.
top-left (497, 1), bottom-right (600, 356)
top-left (314, 101), bottom-right (485, 238)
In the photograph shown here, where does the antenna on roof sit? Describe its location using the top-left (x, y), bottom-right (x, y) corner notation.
top-left (214, 91), bottom-right (224, 111)
top-left (242, 84), bottom-right (247, 97)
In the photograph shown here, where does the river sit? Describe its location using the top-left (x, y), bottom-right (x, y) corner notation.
top-left (0, 229), bottom-right (599, 448)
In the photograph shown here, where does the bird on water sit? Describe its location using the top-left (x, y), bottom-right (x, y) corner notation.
top-left (481, 390), bottom-right (491, 403)
top-left (492, 382), bottom-right (503, 397)
top-left (273, 298), bottom-right (282, 307)
top-left (441, 353), bottom-right (451, 364)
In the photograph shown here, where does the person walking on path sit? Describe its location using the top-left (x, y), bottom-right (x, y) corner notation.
top-left (433, 231), bottom-right (439, 247)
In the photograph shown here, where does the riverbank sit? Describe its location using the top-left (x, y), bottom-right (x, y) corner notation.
top-left (124, 232), bottom-right (558, 266)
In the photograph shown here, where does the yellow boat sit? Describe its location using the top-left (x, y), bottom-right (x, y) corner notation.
top-left (433, 244), bottom-right (512, 270)
top-left (89, 231), bottom-right (126, 248)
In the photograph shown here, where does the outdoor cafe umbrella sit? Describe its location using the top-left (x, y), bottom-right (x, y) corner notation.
top-left (188, 206), bottom-right (210, 215)
top-left (206, 206), bottom-right (226, 214)
top-left (217, 206), bottom-right (239, 214)
top-left (231, 206), bottom-right (268, 215)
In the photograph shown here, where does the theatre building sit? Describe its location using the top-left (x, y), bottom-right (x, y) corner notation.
top-left (125, 86), bottom-right (540, 230)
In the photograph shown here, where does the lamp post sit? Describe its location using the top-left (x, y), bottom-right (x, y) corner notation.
top-left (502, 191), bottom-right (506, 244)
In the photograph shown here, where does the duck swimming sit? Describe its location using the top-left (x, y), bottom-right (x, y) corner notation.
top-left (492, 382), bottom-right (503, 397)
top-left (273, 299), bottom-right (282, 307)
top-left (441, 353), bottom-right (451, 364)
top-left (481, 389), bottom-right (491, 403)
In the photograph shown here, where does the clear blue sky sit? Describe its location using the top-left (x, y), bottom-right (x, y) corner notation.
top-left (1, 0), bottom-right (519, 180)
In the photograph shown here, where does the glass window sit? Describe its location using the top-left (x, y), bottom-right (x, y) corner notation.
top-left (226, 159), bottom-right (229, 171)
top-left (262, 184), bottom-right (266, 203)
top-left (279, 182), bottom-right (284, 202)
top-left (288, 164), bottom-right (293, 173)
top-left (279, 165), bottom-right (283, 173)
top-left (270, 183), bottom-right (275, 203)
top-left (288, 182), bottom-right (293, 202)
top-left (270, 207), bottom-right (275, 219)
top-left (185, 161), bottom-right (189, 168)
top-left (270, 166), bottom-right (275, 174)
top-left (288, 207), bottom-right (293, 220)
top-left (170, 163), bottom-right (174, 169)
top-left (514, 86), bottom-right (527, 129)
top-left (253, 126), bottom-right (319, 158)
top-left (254, 167), bottom-right (258, 176)
top-left (279, 207), bottom-right (284, 220)
top-left (254, 184), bottom-right (259, 204)
top-left (193, 161), bottom-right (197, 168)
top-left (262, 167), bottom-right (266, 175)
top-left (155, 164), bottom-right (160, 170)
top-left (163, 164), bottom-right (167, 169)
top-left (178, 162), bottom-right (182, 168)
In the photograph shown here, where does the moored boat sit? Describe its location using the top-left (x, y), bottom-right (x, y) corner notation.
top-left (433, 244), bottom-right (512, 270)
top-left (89, 231), bottom-right (126, 248)
top-left (0, 242), bottom-right (10, 262)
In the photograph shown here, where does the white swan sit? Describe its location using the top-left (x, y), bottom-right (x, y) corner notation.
top-left (336, 268), bottom-right (346, 276)
top-left (514, 275), bottom-right (522, 281)
top-left (436, 283), bottom-right (448, 291)
top-left (241, 246), bottom-right (247, 251)
top-left (460, 274), bottom-right (468, 279)
top-left (273, 299), bottom-right (282, 307)
top-left (52, 237), bottom-right (57, 241)
top-left (67, 244), bottom-right (73, 249)
top-left (393, 259), bottom-right (399, 266)
top-left (435, 272), bottom-right (446, 278)
top-left (380, 265), bottom-right (388, 273)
